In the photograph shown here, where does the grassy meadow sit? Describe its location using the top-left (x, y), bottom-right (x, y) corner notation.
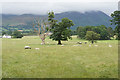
top-left (2, 36), bottom-right (118, 78)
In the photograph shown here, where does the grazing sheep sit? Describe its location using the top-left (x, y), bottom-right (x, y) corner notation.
top-left (41, 43), bottom-right (43, 45)
top-left (109, 45), bottom-right (112, 47)
top-left (35, 48), bottom-right (39, 50)
top-left (77, 42), bottom-right (82, 44)
top-left (61, 45), bottom-right (64, 46)
top-left (24, 46), bottom-right (31, 49)
top-left (85, 42), bottom-right (87, 44)
top-left (94, 45), bottom-right (98, 47)
top-left (89, 45), bottom-right (91, 47)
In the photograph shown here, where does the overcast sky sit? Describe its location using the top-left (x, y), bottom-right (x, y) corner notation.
top-left (0, 0), bottom-right (119, 16)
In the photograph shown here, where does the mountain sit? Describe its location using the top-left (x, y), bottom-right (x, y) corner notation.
top-left (55, 11), bottom-right (114, 29)
top-left (1, 11), bottom-right (114, 31)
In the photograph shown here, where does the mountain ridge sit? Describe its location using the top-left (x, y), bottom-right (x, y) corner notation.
top-left (1, 11), bottom-right (114, 30)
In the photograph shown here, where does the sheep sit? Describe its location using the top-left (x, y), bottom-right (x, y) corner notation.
top-left (85, 42), bottom-right (87, 44)
top-left (77, 42), bottom-right (82, 44)
top-left (24, 46), bottom-right (31, 49)
top-left (109, 45), bottom-right (112, 47)
top-left (61, 45), bottom-right (64, 46)
top-left (41, 43), bottom-right (44, 45)
top-left (94, 45), bottom-right (98, 47)
top-left (35, 48), bottom-right (39, 50)
top-left (89, 45), bottom-right (91, 47)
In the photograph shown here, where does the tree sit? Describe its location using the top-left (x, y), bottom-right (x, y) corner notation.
top-left (107, 27), bottom-right (114, 38)
top-left (12, 30), bottom-right (23, 38)
top-left (48, 11), bottom-right (74, 45)
top-left (96, 25), bottom-right (110, 40)
top-left (7, 30), bottom-right (12, 36)
top-left (32, 19), bottom-right (50, 44)
top-left (110, 11), bottom-right (120, 40)
top-left (76, 26), bottom-right (86, 39)
top-left (71, 30), bottom-right (77, 35)
top-left (2, 31), bottom-right (6, 36)
top-left (85, 31), bottom-right (100, 44)
top-left (76, 25), bottom-right (111, 40)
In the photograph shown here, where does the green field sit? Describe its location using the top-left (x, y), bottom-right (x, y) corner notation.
top-left (2, 36), bottom-right (118, 78)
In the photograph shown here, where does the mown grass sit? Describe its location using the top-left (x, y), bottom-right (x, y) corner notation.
top-left (2, 36), bottom-right (118, 78)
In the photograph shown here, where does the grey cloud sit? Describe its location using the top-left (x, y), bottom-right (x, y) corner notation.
top-left (1, 1), bottom-right (118, 15)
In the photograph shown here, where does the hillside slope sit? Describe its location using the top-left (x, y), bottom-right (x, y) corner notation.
top-left (2, 11), bottom-right (114, 30)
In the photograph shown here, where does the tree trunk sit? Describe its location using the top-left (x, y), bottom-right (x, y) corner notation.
top-left (58, 40), bottom-right (62, 45)
top-left (92, 40), bottom-right (94, 44)
top-left (39, 34), bottom-right (46, 45)
top-left (41, 39), bottom-right (45, 44)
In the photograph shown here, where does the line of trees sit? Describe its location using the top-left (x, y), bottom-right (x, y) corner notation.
top-left (2, 30), bottom-right (23, 38)
top-left (76, 25), bottom-right (115, 40)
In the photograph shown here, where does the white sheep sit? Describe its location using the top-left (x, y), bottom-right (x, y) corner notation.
top-left (24, 46), bottom-right (31, 49)
top-left (109, 45), bottom-right (112, 47)
top-left (61, 45), bottom-right (64, 46)
top-left (94, 45), bottom-right (98, 47)
top-left (41, 43), bottom-right (43, 45)
top-left (35, 48), bottom-right (39, 50)
top-left (77, 42), bottom-right (82, 44)
top-left (89, 45), bottom-right (91, 47)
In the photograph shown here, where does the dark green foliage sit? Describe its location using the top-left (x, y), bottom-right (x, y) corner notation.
top-left (48, 11), bottom-right (74, 45)
top-left (12, 30), bottom-right (23, 38)
top-left (71, 30), bottom-right (77, 35)
top-left (7, 30), bottom-right (12, 35)
top-left (110, 11), bottom-right (120, 25)
top-left (76, 25), bottom-right (114, 40)
top-left (110, 11), bottom-right (120, 40)
top-left (76, 26), bottom-right (86, 39)
top-left (2, 31), bottom-right (6, 36)
top-left (107, 27), bottom-right (114, 38)
top-left (85, 31), bottom-right (100, 44)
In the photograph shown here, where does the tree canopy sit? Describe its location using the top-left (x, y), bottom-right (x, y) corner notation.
top-left (85, 31), bottom-right (100, 44)
top-left (48, 11), bottom-right (74, 45)
top-left (12, 30), bottom-right (23, 38)
top-left (110, 11), bottom-right (120, 40)
top-left (76, 25), bottom-right (114, 40)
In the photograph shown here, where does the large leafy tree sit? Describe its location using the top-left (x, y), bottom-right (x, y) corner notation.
top-left (85, 31), bottom-right (100, 44)
top-left (110, 11), bottom-right (120, 40)
top-left (48, 11), bottom-right (74, 45)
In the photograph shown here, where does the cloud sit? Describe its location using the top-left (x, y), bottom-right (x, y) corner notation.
top-left (1, 1), bottom-right (118, 15)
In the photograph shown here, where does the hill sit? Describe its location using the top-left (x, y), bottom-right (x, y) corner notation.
top-left (1, 11), bottom-right (114, 31)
